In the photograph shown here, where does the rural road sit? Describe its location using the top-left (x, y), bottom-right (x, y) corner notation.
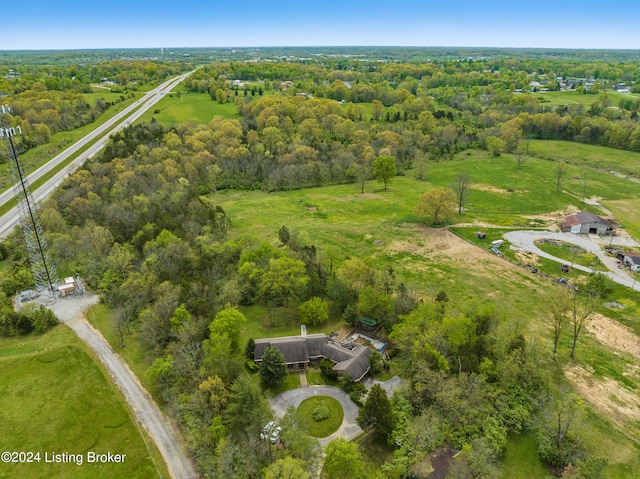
top-left (0, 71), bottom-right (194, 240)
top-left (35, 293), bottom-right (199, 479)
top-left (504, 230), bottom-right (640, 291)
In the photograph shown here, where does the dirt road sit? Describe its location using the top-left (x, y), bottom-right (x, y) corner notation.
top-left (37, 293), bottom-right (199, 478)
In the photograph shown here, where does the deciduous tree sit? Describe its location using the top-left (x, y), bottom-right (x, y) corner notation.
top-left (298, 296), bottom-right (328, 326)
top-left (323, 438), bottom-right (365, 479)
top-left (569, 293), bottom-right (596, 359)
top-left (546, 289), bottom-right (570, 358)
top-left (209, 306), bottom-right (247, 352)
top-left (373, 155), bottom-right (397, 190)
top-left (452, 172), bottom-right (471, 214)
top-left (414, 187), bottom-right (457, 225)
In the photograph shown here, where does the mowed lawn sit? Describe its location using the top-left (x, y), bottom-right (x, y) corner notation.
top-left (0, 326), bottom-right (168, 479)
top-left (137, 91), bottom-right (241, 127)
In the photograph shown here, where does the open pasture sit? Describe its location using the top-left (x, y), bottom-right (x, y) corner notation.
top-left (0, 325), bottom-right (168, 479)
top-left (137, 92), bottom-right (241, 127)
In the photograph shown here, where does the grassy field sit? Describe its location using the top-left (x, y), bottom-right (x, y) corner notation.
top-left (295, 396), bottom-right (343, 438)
top-left (527, 139), bottom-right (640, 177)
top-left (136, 92), bottom-right (241, 127)
top-left (532, 90), bottom-right (638, 107)
top-left (535, 239), bottom-right (607, 271)
top-left (427, 149), bottom-right (637, 216)
top-left (606, 198), bottom-right (640, 242)
top-left (216, 163), bottom-right (640, 476)
top-left (501, 432), bottom-right (549, 479)
top-left (0, 326), bottom-right (168, 479)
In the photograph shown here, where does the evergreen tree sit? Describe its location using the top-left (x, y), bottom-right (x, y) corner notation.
top-left (357, 384), bottom-right (395, 442)
top-left (259, 346), bottom-right (288, 387)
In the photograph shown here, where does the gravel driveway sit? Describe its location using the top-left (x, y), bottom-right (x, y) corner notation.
top-left (36, 292), bottom-right (199, 478)
top-left (504, 230), bottom-right (639, 291)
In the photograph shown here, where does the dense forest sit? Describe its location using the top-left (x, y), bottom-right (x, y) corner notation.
top-left (1, 49), bottom-right (638, 478)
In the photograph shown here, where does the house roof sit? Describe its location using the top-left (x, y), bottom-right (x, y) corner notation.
top-left (254, 333), bottom-right (372, 381)
top-left (254, 337), bottom-right (310, 364)
top-left (332, 346), bottom-right (371, 382)
top-left (624, 253), bottom-right (640, 264)
top-left (305, 334), bottom-right (329, 357)
top-left (321, 342), bottom-right (355, 363)
top-left (563, 211), bottom-right (614, 228)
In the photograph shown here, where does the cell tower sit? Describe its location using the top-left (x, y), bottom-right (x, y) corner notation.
top-left (1, 105), bottom-right (58, 296)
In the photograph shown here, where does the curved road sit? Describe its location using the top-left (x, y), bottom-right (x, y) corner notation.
top-left (40, 293), bottom-right (199, 478)
top-left (269, 376), bottom-right (403, 448)
top-left (0, 71), bottom-right (194, 239)
top-left (504, 230), bottom-right (639, 291)
top-left (270, 385), bottom-right (362, 447)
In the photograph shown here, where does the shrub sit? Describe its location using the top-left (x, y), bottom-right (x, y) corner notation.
top-left (349, 383), bottom-right (367, 406)
top-left (320, 358), bottom-right (337, 380)
top-left (312, 406), bottom-right (329, 422)
top-left (246, 359), bottom-right (259, 372)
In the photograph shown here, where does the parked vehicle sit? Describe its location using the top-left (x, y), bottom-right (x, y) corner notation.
top-left (260, 421), bottom-right (275, 440)
top-left (270, 426), bottom-right (282, 444)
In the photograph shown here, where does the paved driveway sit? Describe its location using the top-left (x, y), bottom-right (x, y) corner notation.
top-left (270, 376), bottom-right (404, 447)
top-left (504, 230), bottom-right (639, 291)
top-left (270, 385), bottom-right (362, 447)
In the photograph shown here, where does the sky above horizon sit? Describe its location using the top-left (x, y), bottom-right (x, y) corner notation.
top-left (4, 0), bottom-right (640, 51)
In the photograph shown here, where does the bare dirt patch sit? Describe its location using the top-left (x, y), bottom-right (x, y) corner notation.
top-left (473, 184), bottom-right (512, 194)
top-left (388, 226), bottom-right (520, 277)
top-left (522, 205), bottom-right (580, 223)
top-left (514, 251), bottom-right (540, 265)
top-left (564, 364), bottom-right (640, 426)
top-left (587, 313), bottom-right (640, 358)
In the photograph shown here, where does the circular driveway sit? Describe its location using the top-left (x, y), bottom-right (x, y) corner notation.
top-left (504, 230), bottom-right (639, 291)
top-left (270, 385), bottom-right (362, 446)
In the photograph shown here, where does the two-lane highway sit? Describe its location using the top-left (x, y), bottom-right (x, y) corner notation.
top-left (0, 71), bottom-right (194, 239)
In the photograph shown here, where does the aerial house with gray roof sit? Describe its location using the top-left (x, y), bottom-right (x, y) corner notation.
top-left (254, 332), bottom-right (372, 382)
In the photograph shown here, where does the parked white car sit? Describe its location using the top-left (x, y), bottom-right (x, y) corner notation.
top-left (269, 426), bottom-right (282, 444)
top-left (260, 421), bottom-right (275, 440)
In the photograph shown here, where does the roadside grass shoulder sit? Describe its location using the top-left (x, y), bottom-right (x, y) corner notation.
top-left (85, 303), bottom-right (161, 404)
top-left (0, 325), bottom-right (168, 479)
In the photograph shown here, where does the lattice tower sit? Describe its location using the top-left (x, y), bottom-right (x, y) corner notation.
top-left (1, 106), bottom-right (58, 294)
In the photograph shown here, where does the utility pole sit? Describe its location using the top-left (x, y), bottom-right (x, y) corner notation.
top-left (1, 104), bottom-right (58, 297)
